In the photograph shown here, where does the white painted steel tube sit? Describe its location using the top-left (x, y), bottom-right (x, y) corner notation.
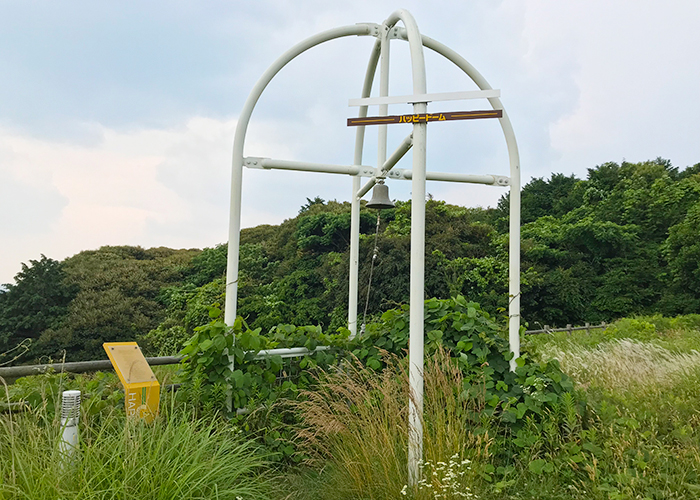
top-left (255, 158), bottom-right (362, 175)
top-left (414, 171), bottom-right (496, 184)
top-left (508, 157), bottom-right (521, 371)
top-left (253, 345), bottom-right (330, 360)
top-left (349, 176), bottom-right (361, 339)
top-left (355, 178), bottom-right (376, 203)
top-left (349, 37), bottom-right (381, 338)
top-left (387, 168), bottom-right (508, 185)
top-left (377, 23), bottom-right (390, 178)
top-left (383, 8), bottom-right (427, 486)
top-left (225, 23), bottom-right (375, 326)
top-left (250, 157), bottom-right (505, 186)
top-left (381, 132), bottom-right (413, 177)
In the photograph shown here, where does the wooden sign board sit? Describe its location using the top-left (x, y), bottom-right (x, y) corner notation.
top-left (103, 342), bottom-right (160, 423)
top-left (347, 109), bottom-right (502, 127)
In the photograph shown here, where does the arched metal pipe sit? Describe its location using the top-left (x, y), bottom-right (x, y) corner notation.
top-left (382, 28), bottom-right (522, 370)
top-left (226, 23), bottom-right (521, 369)
top-left (224, 13), bottom-right (521, 486)
top-left (224, 23), bottom-right (376, 325)
top-left (418, 33), bottom-right (521, 371)
top-left (349, 23), bottom-right (522, 483)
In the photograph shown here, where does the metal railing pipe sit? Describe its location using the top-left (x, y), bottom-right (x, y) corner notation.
top-left (0, 356), bottom-right (183, 379)
top-left (0, 345), bottom-right (334, 380)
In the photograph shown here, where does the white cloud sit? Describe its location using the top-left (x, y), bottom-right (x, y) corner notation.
top-left (0, 120), bottom-right (230, 283)
top-left (543, 1), bottom-right (700, 172)
top-left (0, 111), bottom-right (368, 283)
top-left (2, 1), bottom-right (700, 284)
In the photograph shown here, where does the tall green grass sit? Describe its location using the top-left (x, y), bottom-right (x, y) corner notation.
top-left (520, 316), bottom-right (700, 498)
top-left (525, 314), bottom-right (700, 354)
top-left (1, 377), bottom-right (271, 500)
top-left (287, 350), bottom-right (484, 500)
top-left (537, 338), bottom-right (700, 396)
top-left (5, 314), bottom-right (700, 499)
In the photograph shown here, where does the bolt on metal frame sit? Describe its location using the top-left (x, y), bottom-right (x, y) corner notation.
top-left (224, 9), bottom-right (521, 485)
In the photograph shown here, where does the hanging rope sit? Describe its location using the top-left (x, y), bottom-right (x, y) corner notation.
top-left (360, 211), bottom-right (382, 336)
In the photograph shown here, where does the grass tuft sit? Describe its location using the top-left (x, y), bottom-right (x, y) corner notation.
top-left (1, 384), bottom-right (272, 500)
top-left (289, 350), bottom-right (485, 500)
top-left (538, 338), bottom-right (700, 396)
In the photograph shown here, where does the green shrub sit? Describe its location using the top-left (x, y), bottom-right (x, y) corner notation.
top-left (604, 317), bottom-right (657, 340)
top-left (354, 296), bottom-right (575, 428)
top-left (176, 297), bottom-right (577, 466)
top-left (176, 306), bottom-right (348, 462)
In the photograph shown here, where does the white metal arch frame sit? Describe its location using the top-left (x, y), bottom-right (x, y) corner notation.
top-left (224, 9), bottom-right (520, 484)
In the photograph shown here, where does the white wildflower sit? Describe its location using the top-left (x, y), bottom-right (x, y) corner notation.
top-left (413, 454), bottom-right (479, 499)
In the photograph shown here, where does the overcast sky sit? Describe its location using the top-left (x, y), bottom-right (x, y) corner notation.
top-left (1, 1), bottom-right (699, 284)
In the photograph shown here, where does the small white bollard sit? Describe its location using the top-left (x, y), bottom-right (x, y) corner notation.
top-left (60, 390), bottom-right (81, 461)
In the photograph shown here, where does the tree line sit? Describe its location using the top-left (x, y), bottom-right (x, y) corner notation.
top-left (1, 157), bottom-right (699, 362)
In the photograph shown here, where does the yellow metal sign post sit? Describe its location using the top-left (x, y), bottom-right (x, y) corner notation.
top-left (103, 342), bottom-right (160, 423)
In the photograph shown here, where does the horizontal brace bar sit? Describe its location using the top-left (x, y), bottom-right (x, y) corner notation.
top-left (349, 89), bottom-right (500, 107)
top-left (244, 157), bottom-right (375, 177)
top-left (253, 346), bottom-right (331, 360)
top-left (386, 168), bottom-right (510, 186)
top-left (242, 160), bottom-right (507, 187)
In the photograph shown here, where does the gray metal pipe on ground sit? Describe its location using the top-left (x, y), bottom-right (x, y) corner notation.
top-left (0, 356), bottom-right (183, 379)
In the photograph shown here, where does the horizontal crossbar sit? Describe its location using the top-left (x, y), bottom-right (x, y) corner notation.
top-left (391, 168), bottom-right (509, 186)
top-left (348, 89), bottom-right (500, 106)
top-left (243, 157), bottom-right (509, 187)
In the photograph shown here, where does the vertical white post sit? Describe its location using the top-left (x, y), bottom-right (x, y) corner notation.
top-left (408, 114), bottom-right (427, 487)
top-left (377, 24), bottom-right (391, 169)
top-left (508, 149), bottom-right (521, 371)
top-left (384, 9), bottom-right (428, 486)
top-left (60, 390), bottom-right (80, 463)
top-left (348, 38), bottom-right (381, 338)
top-left (225, 155), bottom-right (244, 327)
top-left (348, 176), bottom-right (361, 337)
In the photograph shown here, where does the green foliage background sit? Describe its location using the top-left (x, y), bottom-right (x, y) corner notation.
top-left (1, 158), bottom-right (699, 363)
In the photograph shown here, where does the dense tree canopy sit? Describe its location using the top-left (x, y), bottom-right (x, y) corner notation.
top-left (2, 158), bottom-right (699, 362)
top-left (0, 255), bottom-right (77, 350)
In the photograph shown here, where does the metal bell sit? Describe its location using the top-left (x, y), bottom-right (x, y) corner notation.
top-left (366, 182), bottom-right (395, 210)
